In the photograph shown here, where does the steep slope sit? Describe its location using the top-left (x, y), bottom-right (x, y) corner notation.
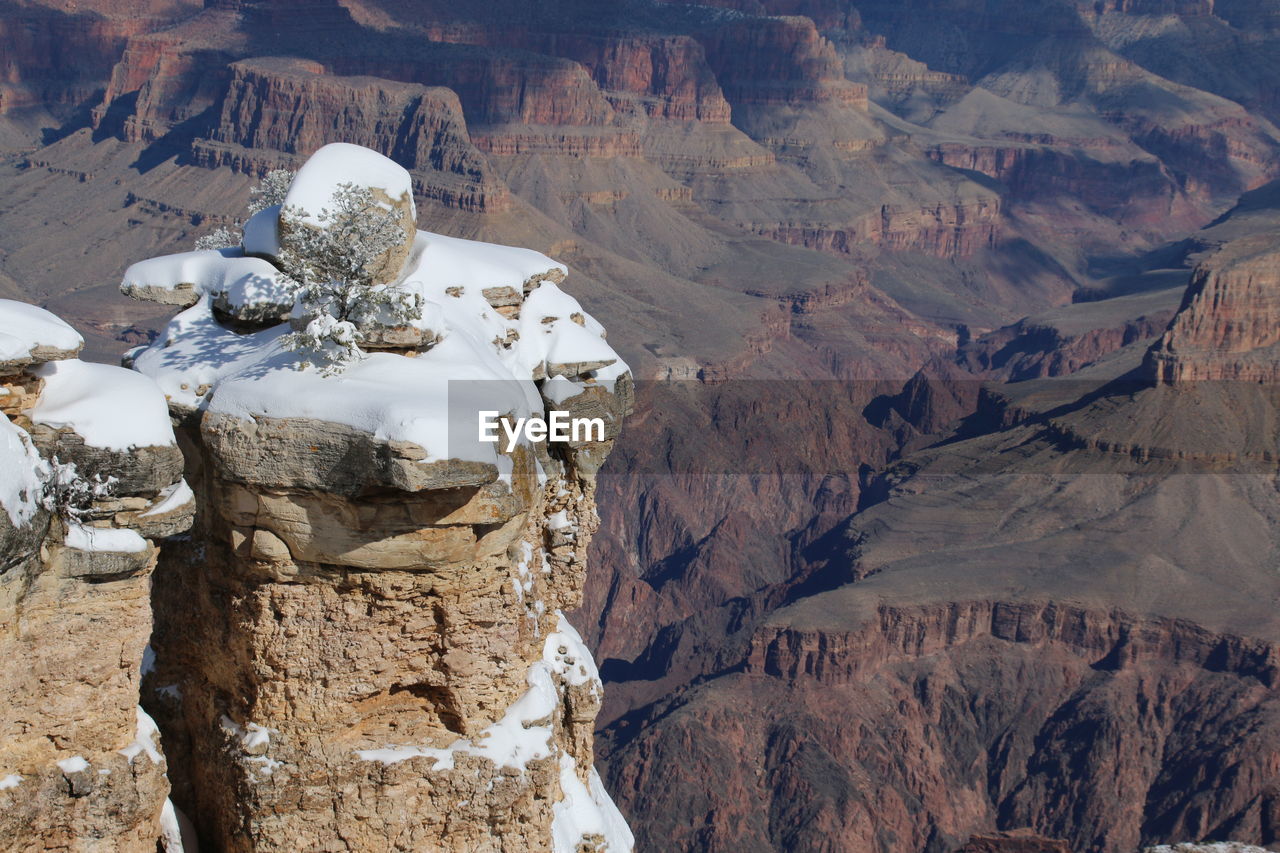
top-left (597, 229), bottom-right (1280, 851)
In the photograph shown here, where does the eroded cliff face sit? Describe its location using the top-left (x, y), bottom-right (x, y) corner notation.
top-left (0, 300), bottom-right (193, 851)
top-left (1147, 232), bottom-right (1280, 383)
top-left (123, 144), bottom-right (634, 851)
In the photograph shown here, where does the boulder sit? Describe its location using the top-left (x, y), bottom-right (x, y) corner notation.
top-left (280, 143), bottom-right (417, 284)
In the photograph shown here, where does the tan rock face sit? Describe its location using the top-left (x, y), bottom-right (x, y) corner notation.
top-left (118, 142), bottom-right (634, 849)
top-left (1147, 231), bottom-right (1280, 383)
top-left (148, 409), bottom-right (625, 851)
top-left (0, 315), bottom-right (192, 851)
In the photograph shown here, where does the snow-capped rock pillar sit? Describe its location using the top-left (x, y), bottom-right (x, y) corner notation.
top-left (129, 144), bottom-right (634, 851)
top-left (0, 301), bottom-right (193, 851)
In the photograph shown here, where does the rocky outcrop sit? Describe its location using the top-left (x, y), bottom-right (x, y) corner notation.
top-left (756, 197), bottom-right (1001, 259)
top-left (1147, 232), bottom-right (1280, 383)
top-left (196, 58), bottom-right (507, 213)
top-left (125, 146), bottom-right (634, 851)
top-left (965, 286), bottom-right (1181, 380)
top-left (0, 300), bottom-right (193, 851)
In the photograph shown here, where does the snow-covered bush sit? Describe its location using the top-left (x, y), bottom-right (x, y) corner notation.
top-left (247, 169), bottom-right (295, 216)
top-left (192, 168), bottom-right (296, 251)
top-left (279, 183), bottom-right (421, 373)
top-left (41, 458), bottom-right (116, 521)
top-left (194, 225), bottom-right (241, 252)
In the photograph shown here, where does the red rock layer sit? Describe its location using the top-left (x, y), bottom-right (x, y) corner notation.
top-left (196, 58), bottom-right (509, 212)
top-left (604, 600), bottom-right (1280, 852)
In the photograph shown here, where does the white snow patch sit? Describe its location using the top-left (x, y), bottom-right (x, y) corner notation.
top-left (31, 359), bottom-right (175, 450)
top-left (398, 231), bottom-right (565, 296)
top-left (357, 659), bottom-right (557, 772)
top-left (244, 755), bottom-right (282, 776)
top-left (64, 521), bottom-right (148, 554)
top-left (546, 510), bottom-right (572, 531)
top-left (0, 299), bottom-right (82, 361)
top-left (0, 415), bottom-right (47, 526)
top-left (284, 143), bottom-right (415, 226)
top-left (241, 723), bottom-right (273, 752)
top-left (355, 744), bottom-right (457, 771)
top-left (552, 753), bottom-right (635, 853)
top-left (142, 479), bottom-right (194, 517)
top-left (120, 706), bottom-right (163, 765)
top-left (219, 717), bottom-right (282, 779)
top-left (141, 644), bottom-right (156, 677)
top-left (205, 256), bottom-right (296, 316)
top-left (0, 774), bottom-right (21, 790)
top-left (56, 756), bottom-right (88, 774)
top-left (159, 797), bottom-right (199, 853)
top-left (206, 337), bottom-right (533, 467)
top-left (121, 247), bottom-right (244, 296)
top-left (242, 204), bottom-right (282, 259)
top-left (545, 613), bottom-right (600, 690)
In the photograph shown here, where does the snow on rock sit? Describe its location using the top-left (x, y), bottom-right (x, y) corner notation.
top-left (64, 521), bottom-right (149, 554)
top-left (132, 297), bottom-right (287, 414)
top-left (55, 756), bottom-right (89, 774)
top-left (130, 238), bottom-right (624, 471)
top-left (159, 797), bottom-right (199, 853)
top-left (31, 359), bottom-right (176, 450)
top-left (206, 256), bottom-right (297, 323)
top-left (552, 754), bottom-right (635, 853)
top-left (121, 248), bottom-right (245, 307)
top-left (545, 613), bottom-right (601, 690)
top-left (284, 143), bottom-right (415, 226)
top-left (119, 706), bottom-right (163, 765)
top-left (220, 716), bottom-right (283, 779)
top-left (205, 333), bottom-right (534, 467)
top-left (142, 479), bottom-right (195, 518)
top-left (0, 414), bottom-right (47, 526)
top-left (128, 145), bottom-right (628, 478)
top-left (398, 231), bottom-right (565, 295)
top-left (0, 774), bottom-right (22, 790)
top-left (356, 660), bottom-right (557, 771)
top-left (243, 204), bottom-right (283, 259)
top-left (0, 299), bottom-right (82, 365)
top-left (357, 611), bottom-right (610, 783)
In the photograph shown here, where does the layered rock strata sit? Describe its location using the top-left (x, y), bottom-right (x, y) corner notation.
top-left (0, 300), bottom-right (193, 850)
top-left (125, 144), bottom-right (633, 850)
top-left (1147, 231), bottom-right (1280, 383)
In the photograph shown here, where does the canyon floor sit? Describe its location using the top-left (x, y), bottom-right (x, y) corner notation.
top-left (3, 0), bottom-right (1280, 850)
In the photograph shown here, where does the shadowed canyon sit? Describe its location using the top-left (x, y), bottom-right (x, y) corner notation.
top-left (3, 0), bottom-right (1280, 850)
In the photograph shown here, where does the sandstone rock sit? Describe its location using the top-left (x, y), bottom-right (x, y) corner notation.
top-left (119, 173), bottom-right (635, 849)
top-left (0, 300), bottom-right (83, 375)
top-left (0, 303), bottom-right (191, 852)
top-left (201, 411), bottom-right (499, 495)
top-left (1147, 231), bottom-right (1280, 383)
top-left (26, 424), bottom-right (184, 496)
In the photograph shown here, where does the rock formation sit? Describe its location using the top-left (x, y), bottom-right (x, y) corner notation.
top-left (1147, 231), bottom-right (1280, 383)
top-left (121, 144), bottom-right (634, 851)
top-left (0, 299), bottom-right (194, 850)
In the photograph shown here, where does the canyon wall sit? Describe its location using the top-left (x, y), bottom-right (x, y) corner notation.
top-left (1148, 233), bottom-right (1280, 383)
